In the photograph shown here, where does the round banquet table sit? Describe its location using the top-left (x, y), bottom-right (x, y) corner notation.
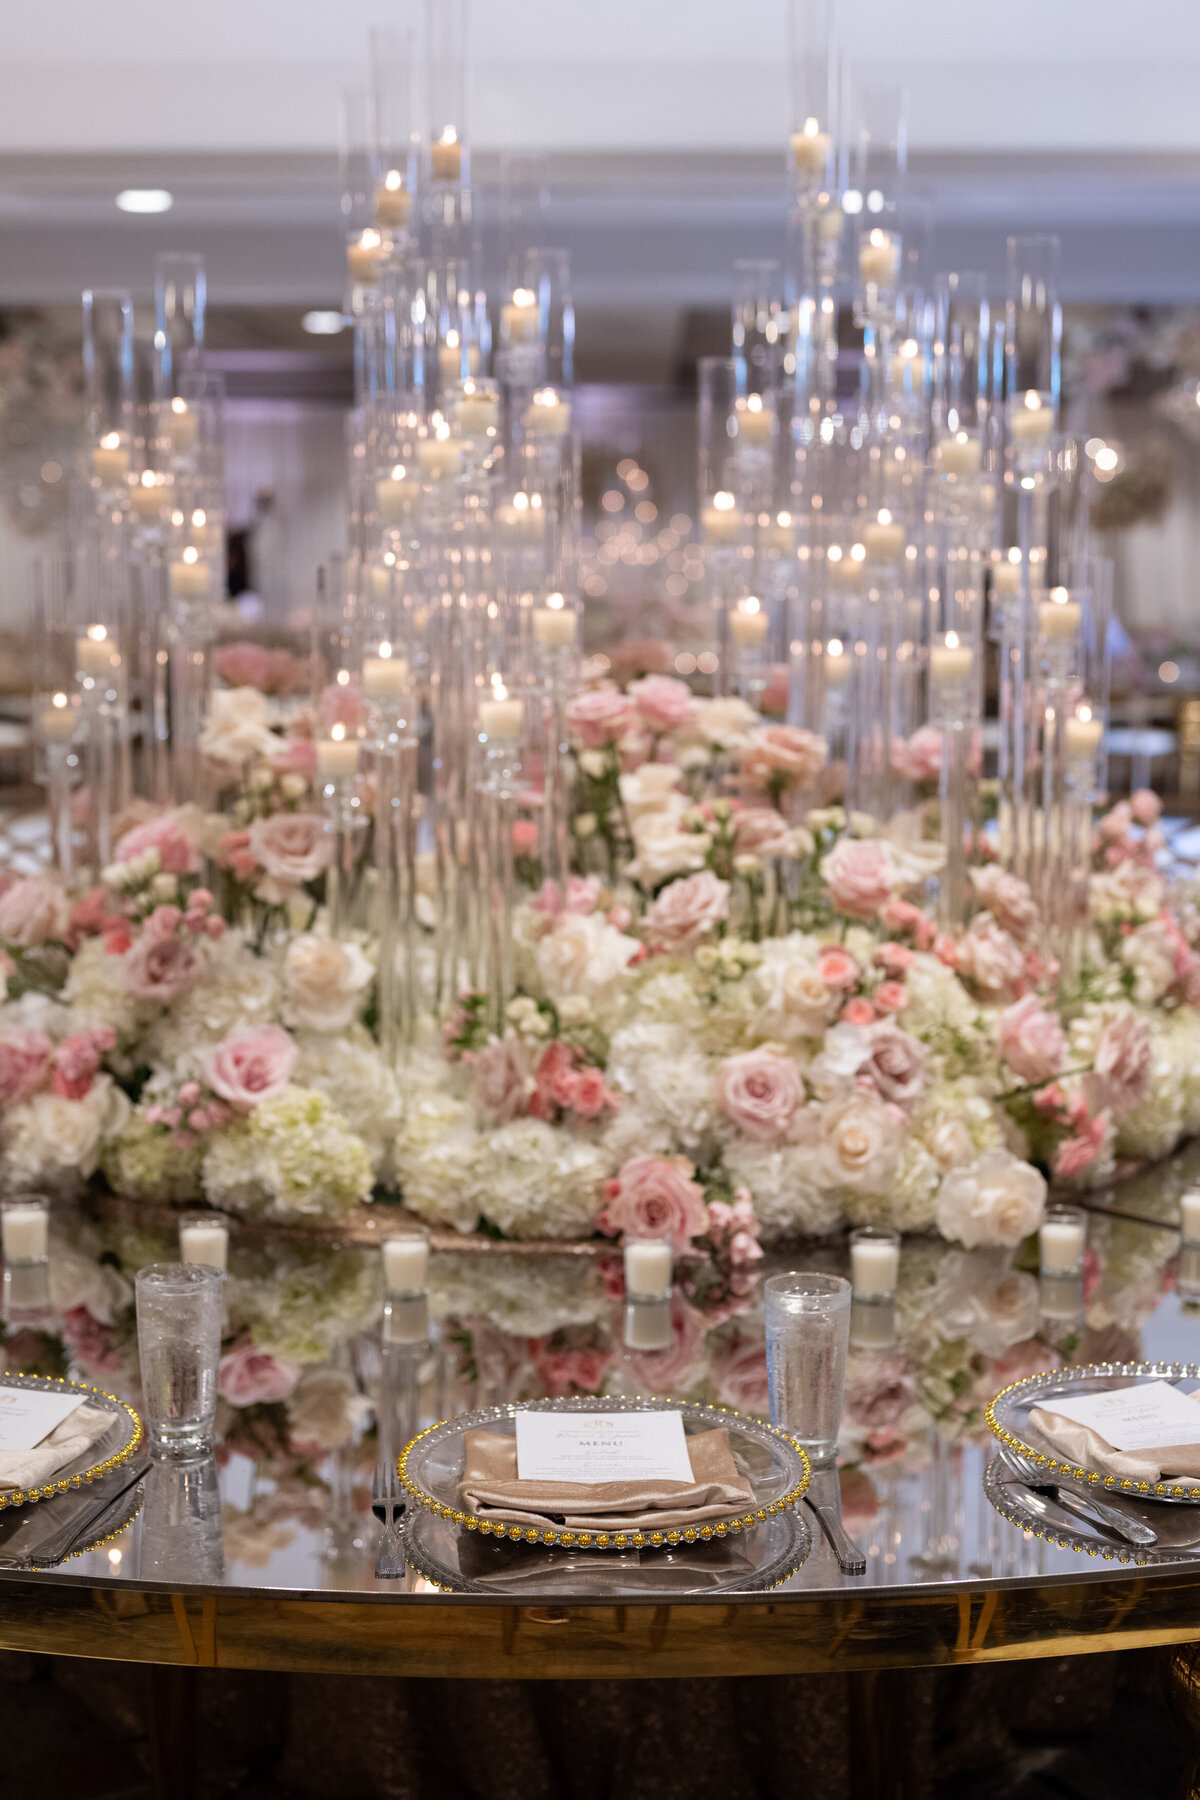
top-left (2, 1152), bottom-right (1200, 1798)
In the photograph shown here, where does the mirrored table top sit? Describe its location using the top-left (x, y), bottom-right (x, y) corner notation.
top-left (2, 1142), bottom-right (1200, 1615)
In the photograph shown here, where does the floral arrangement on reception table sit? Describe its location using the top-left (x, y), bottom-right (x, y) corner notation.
top-left (1, 666), bottom-right (1199, 1263)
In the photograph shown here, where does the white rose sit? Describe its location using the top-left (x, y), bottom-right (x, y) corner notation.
top-left (535, 911), bottom-right (639, 1000)
top-left (48, 1227), bottom-right (133, 1323)
top-left (286, 1367), bottom-right (371, 1451)
top-left (815, 1089), bottom-right (902, 1191)
top-left (619, 763), bottom-right (684, 819)
top-left (935, 1148), bottom-right (1046, 1249)
top-left (1122, 919), bottom-right (1176, 1005)
top-left (686, 697), bottom-right (760, 751)
top-left (752, 952), bottom-right (836, 1042)
top-left (282, 935), bottom-right (374, 1033)
top-left (2, 1073), bottom-right (128, 1187)
top-left (625, 812), bottom-right (710, 887)
top-left (931, 1249), bottom-right (1040, 1357)
top-left (198, 687), bottom-right (278, 773)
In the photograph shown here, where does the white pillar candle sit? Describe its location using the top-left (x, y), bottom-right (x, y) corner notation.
top-left (431, 129), bottom-right (462, 182)
top-left (478, 695), bottom-right (524, 739)
top-left (501, 289), bottom-right (539, 343)
top-left (497, 496), bottom-right (546, 543)
top-left (438, 338), bottom-right (481, 382)
top-left (730, 605), bottom-right (769, 649)
top-left (417, 434), bottom-right (464, 480)
top-left (824, 641), bottom-right (851, 686)
top-left (453, 385), bottom-right (500, 436)
top-left (1181, 1190), bottom-right (1200, 1243)
top-left (2, 1204), bottom-right (48, 1265)
top-left (374, 173), bottom-right (412, 227)
top-left (347, 229), bottom-right (385, 283)
top-left (524, 389), bottom-right (572, 438)
top-left (383, 1233), bottom-right (430, 1295)
top-left (623, 1297), bottom-right (674, 1352)
top-left (1038, 593), bottom-right (1081, 640)
top-left (828, 551), bottom-right (865, 587)
top-left (76, 630), bottom-right (115, 677)
top-left (1039, 1213), bottom-right (1086, 1275)
top-left (930, 633), bottom-right (974, 692)
top-left (41, 697), bottom-right (77, 741)
top-left (366, 563), bottom-right (394, 600)
top-left (1011, 395), bottom-right (1054, 447)
top-left (735, 398), bottom-right (774, 447)
top-left (937, 434), bottom-right (982, 479)
top-left (624, 1239), bottom-right (673, 1300)
top-left (1065, 711), bottom-right (1103, 760)
top-left (850, 1235), bottom-right (900, 1299)
top-left (376, 469), bottom-right (415, 526)
top-left (767, 513), bottom-right (795, 554)
top-left (129, 475), bottom-right (167, 519)
top-left (993, 560), bottom-right (1025, 597)
top-left (180, 1220), bottom-right (229, 1272)
top-left (170, 556), bottom-right (210, 597)
top-left (1178, 1243), bottom-right (1200, 1300)
top-left (363, 653), bottom-right (410, 699)
top-left (862, 516), bottom-right (905, 562)
top-left (91, 435), bottom-right (130, 484)
top-left (316, 729), bottom-right (360, 780)
top-left (533, 605), bottom-right (576, 648)
top-left (790, 123), bottom-right (830, 175)
top-left (859, 231), bottom-right (899, 288)
top-left (167, 400), bottom-right (198, 454)
top-left (701, 494), bottom-right (740, 546)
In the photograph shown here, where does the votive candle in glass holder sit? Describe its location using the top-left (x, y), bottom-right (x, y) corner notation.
top-left (623, 1237), bottom-right (672, 1301)
top-left (383, 1228), bottom-right (430, 1298)
top-left (1180, 1189), bottom-right (1200, 1245)
top-left (623, 1296), bottom-right (674, 1352)
top-left (383, 1293), bottom-right (431, 1347)
top-left (1039, 1204), bottom-right (1086, 1276)
top-left (849, 1296), bottom-right (897, 1351)
top-left (1177, 1243), bottom-right (1200, 1304)
top-left (849, 1226), bottom-right (900, 1301)
top-left (179, 1213), bottom-right (229, 1272)
top-left (1039, 1271), bottom-right (1084, 1329)
top-left (1, 1194), bottom-right (50, 1268)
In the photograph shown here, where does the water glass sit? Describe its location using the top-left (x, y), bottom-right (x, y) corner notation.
top-left (135, 1262), bottom-right (224, 1458)
top-left (764, 1271), bottom-right (851, 1467)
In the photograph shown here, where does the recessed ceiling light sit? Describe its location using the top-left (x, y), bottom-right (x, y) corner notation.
top-left (302, 310), bottom-right (347, 336)
top-left (116, 189), bottom-right (173, 214)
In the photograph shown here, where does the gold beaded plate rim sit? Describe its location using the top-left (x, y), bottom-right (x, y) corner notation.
top-left (986, 1359), bottom-right (1200, 1506)
top-left (0, 1373), bottom-right (144, 1512)
top-left (397, 1397), bottom-right (811, 1552)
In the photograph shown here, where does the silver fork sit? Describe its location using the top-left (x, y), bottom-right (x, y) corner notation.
top-left (373, 1455), bottom-right (408, 1580)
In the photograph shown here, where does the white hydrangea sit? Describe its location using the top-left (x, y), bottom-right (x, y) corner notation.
top-left (61, 937), bottom-right (144, 1043)
top-left (844, 1136), bottom-right (940, 1234)
top-left (722, 1138), bottom-right (844, 1241)
top-left (392, 1091), bottom-right (486, 1234)
top-left (144, 931), bottom-right (281, 1072)
top-left (902, 952), bottom-right (980, 1038)
top-left (2, 1073), bottom-right (130, 1192)
top-left (293, 1032), bottom-right (402, 1176)
top-left (479, 1118), bottom-right (608, 1240)
top-left (604, 1022), bottom-right (717, 1156)
top-left (599, 1100), bottom-right (674, 1165)
top-left (430, 1251), bottom-right (609, 1337)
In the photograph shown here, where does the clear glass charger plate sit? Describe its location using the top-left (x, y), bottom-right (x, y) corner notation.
top-left (983, 1455), bottom-right (1198, 1567)
top-left (0, 1372), bottom-right (144, 1512)
top-left (987, 1359), bottom-right (1200, 1506)
top-left (398, 1394), bottom-right (810, 1554)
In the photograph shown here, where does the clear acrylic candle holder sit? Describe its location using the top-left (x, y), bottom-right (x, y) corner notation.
top-left (179, 1212), bottom-right (230, 1273)
top-left (848, 1226), bottom-right (900, 1302)
top-left (0, 1194), bottom-right (50, 1268)
top-left (764, 1271), bottom-right (851, 1467)
top-left (382, 1227), bottom-right (431, 1299)
top-left (135, 1263), bottom-right (224, 1460)
top-left (1039, 1204), bottom-right (1087, 1276)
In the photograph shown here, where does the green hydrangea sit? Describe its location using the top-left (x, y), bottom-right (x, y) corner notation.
top-left (102, 1111), bottom-right (205, 1205)
top-left (202, 1085), bottom-right (373, 1220)
top-left (226, 1247), bottom-right (380, 1363)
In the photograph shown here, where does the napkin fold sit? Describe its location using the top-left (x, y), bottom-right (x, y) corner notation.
top-left (0, 1404), bottom-right (117, 1495)
top-left (459, 1426), bottom-right (756, 1532)
top-left (1032, 1390), bottom-right (1200, 1486)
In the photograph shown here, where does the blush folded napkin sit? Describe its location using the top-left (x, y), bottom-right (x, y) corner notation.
top-left (1032, 1390), bottom-right (1200, 1486)
top-left (0, 1403), bottom-right (116, 1496)
top-left (459, 1426), bottom-right (756, 1532)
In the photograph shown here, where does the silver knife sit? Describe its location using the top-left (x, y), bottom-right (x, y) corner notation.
top-left (1021, 1480), bottom-right (1157, 1547)
top-left (803, 1470), bottom-right (866, 1575)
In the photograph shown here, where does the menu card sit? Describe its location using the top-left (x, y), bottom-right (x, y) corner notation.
top-left (0, 1387), bottom-right (86, 1454)
top-left (1040, 1381), bottom-right (1200, 1452)
top-left (515, 1411), bottom-right (694, 1484)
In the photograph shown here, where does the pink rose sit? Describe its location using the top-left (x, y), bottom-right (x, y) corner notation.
top-left (60, 1308), bottom-right (122, 1375)
top-left (213, 642), bottom-right (274, 690)
top-left (1130, 789), bottom-right (1162, 827)
top-left (247, 813), bottom-right (330, 899)
top-left (1092, 1011), bottom-right (1153, 1118)
top-left (842, 997), bottom-right (876, 1026)
top-left (734, 807), bottom-right (800, 858)
top-left (820, 838), bottom-right (899, 919)
top-left (565, 687), bottom-right (635, 748)
top-left (0, 877), bottom-right (70, 947)
top-left (873, 980), bottom-right (908, 1013)
top-left (1054, 1111), bottom-right (1110, 1179)
top-left (643, 870), bottom-right (730, 951)
top-left (606, 637), bottom-right (675, 680)
top-left (862, 1020), bottom-right (928, 1106)
top-left (0, 1028), bottom-right (53, 1105)
top-left (123, 930), bottom-right (204, 1002)
top-left (816, 945), bottom-right (859, 988)
top-left (955, 913), bottom-right (1024, 1000)
top-left (511, 818), bottom-right (539, 856)
top-left (52, 1027), bottom-right (114, 1100)
top-left (470, 1036), bottom-right (535, 1126)
top-left (269, 736), bottom-right (318, 779)
top-left (565, 1067), bottom-right (619, 1120)
top-left (875, 942), bottom-right (915, 976)
top-left (204, 1025), bottom-right (297, 1112)
top-left (718, 1048), bottom-right (803, 1142)
top-left (997, 995), bottom-right (1065, 1084)
top-left (710, 1332), bottom-right (770, 1415)
top-left (970, 866), bottom-right (1039, 942)
top-left (530, 1340), bottom-right (612, 1398)
top-left (317, 682), bottom-right (370, 736)
top-left (740, 725), bottom-right (828, 794)
top-left (890, 726), bottom-right (943, 784)
top-left (115, 814), bottom-right (202, 876)
top-left (600, 1154), bottom-right (709, 1251)
top-left (217, 1337), bottom-right (302, 1406)
top-left (627, 674), bottom-right (695, 733)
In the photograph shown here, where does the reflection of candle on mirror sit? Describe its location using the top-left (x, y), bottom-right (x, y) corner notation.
top-left (862, 510), bottom-right (905, 561)
top-left (76, 625), bottom-right (115, 677)
top-left (930, 630), bottom-right (974, 691)
top-left (430, 126), bottom-right (462, 182)
top-left (478, 686), bottom-right (524, 739)
top-left (1064, 705), bottom-right (1103, 761)
top-left (41, 693), bottom-right (77, 741)
top-left (790, 118), bottom-right (830, 175)
top-left (524, 387), bottom-right (572, 438)
top-left (363, 647), bottom-right (410, 699)
top-left (1039, 588), bottom-right (1081, 640)
top-left (1011, 390), bottom-right (1054, 447)
top-left (316, 722), bottom-right (360, 781)
top-left (730, 599), bottom-right (768, 648)
top-left (180, 1218), bottom-right (229, 1271)
top-left (453, 381), bottom-right (500, 436)
top-left (374, 168), bottom-right (412, 227)
top-left (533, 596), bottom-right (576, 648)
top-left (383, 1232), bottom-right (430, 1295)
top-left (1181, 1189), bottom-right (1200, 1243)
top-left (346, 228), bottom-right (384, 283)
top-left (376, 465), bottom-right (414, 526)
top-left (501, 287), bottom-right (539, 343)
top-left (91, 432), bottom-right (129, 484)
top-left (701, 491), bottom-right (740, 546)
top-left (938, 433), bottom-right (982, 478)
top-left (859, 229), bottom-right (899, 287)
top-left (623, 1296), bottom-right (674, 1351)
top-left (170, 547), bottom-right (209, 597)
top-left (735, 395), bottom-right (773, 447)
top-left (168, 397), bottom-right (198, 454)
